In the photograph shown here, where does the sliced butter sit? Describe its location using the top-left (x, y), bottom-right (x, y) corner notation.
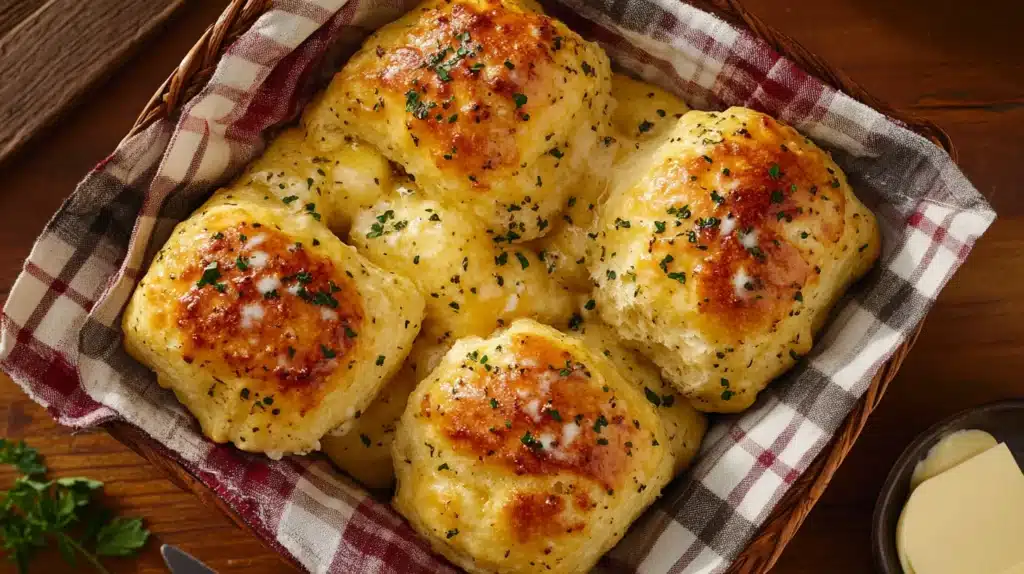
top-left (900, 442), bottom-right (1024, 574)
top-left (910, 429), bottom-right (999, 489)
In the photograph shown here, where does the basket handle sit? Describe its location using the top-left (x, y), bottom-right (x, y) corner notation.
top-left (128, 0), bottom-right (270, 139)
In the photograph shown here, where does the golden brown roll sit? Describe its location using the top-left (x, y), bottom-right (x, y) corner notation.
top-left (531, 73), bottom-right (690, 292)
top-left (392, 319), bottom-right (677, 574)
top-left (232, 127), bottom-right (393, 234)
top-left (304, 0), bottom-right (613, 243)
top-left (320, 337), bottom-right (448, 489)
top-left (122, 192), bottom-right (425, 458)
top-left (572, 304), bottom-right (706, 477)
top-left (592, 107), bottom-right (880, 412)
top-left (347, 189), bottom-right (573, 343)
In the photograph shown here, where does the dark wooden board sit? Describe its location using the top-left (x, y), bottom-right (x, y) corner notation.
top-left (0, 0), bottom-right (187, 163)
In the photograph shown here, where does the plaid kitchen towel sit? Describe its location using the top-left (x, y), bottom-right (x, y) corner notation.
top-left (0, 0), bottom-right (995, 572)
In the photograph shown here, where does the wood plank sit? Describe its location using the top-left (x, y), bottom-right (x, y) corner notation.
top-left (0, 0), bottom-right (47, 38)
top-left (0, 0), bottom-right (187, 163)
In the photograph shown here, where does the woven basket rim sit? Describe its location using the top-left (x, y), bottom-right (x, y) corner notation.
top-left (118, 1), bottom-right (947, 572)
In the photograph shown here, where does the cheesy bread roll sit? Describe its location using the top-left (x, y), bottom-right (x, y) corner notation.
top-left (593, 107), bottom-right (880, 412)
top-left (348, 190), bottom-right (573, 343)
top-left (392, 319), bottom-right (676, 574)
top-left (573, 306), bottom-right (706, 477)
top-left (234, 127), bottom-right (393, 234)
top-left (532, 74), bottom-right (690, 292)
top-left (304, 0), bottom-right (612, 243)
top-left (321, 337), bottom-right (447, 489)
top-left (122, 196), bottom-right (425, 458)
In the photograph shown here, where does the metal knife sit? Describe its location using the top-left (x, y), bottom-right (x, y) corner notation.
top-left (161, 544), bottom-right (218, 574)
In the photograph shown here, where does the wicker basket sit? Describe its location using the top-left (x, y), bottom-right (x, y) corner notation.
top-left (110, 0), bottom-right (952, 571)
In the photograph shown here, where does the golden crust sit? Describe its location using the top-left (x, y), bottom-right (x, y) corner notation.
top-left (392, 319), bottom-right (675, 574)
top-left (122, 192), bottom-right (425, 457)
top-left (304, 0), bottom-right (613, 242)
top-left (593, 107), bottom-right (881, 412)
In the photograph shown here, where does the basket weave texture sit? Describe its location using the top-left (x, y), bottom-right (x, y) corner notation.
top-left (116, 0), bottom-right (952, 571)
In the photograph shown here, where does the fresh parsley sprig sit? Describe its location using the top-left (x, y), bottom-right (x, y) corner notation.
top-left (0, 439), bottom-right (150, 573)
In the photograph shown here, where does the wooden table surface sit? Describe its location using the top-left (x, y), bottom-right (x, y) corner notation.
top-left (1, 0), bottom-right (1021, 572)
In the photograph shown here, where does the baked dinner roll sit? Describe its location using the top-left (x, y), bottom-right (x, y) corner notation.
top-left (321, 337), bottom-right (447, 489)
top-left (122, 192), bottom-right (425, 458)
top-left (304, 0), bottom-right (612, 243)
top-left (348, 189), bottom-right (573, 343)
top-left (531, 74), bottom-right (690, 292)
top-left (592, 107), bottom-right (880, 412)
top-left (236, 127), bottom-right (393, 234)
top-left (393, 319), bottom-right (676, 574)
top-left (573, 305), bottom-right (706, 477)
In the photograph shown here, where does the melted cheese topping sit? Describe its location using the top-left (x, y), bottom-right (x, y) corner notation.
top-left (176, 224), bottom-right (362, 390)
top-left (431, 333), bottom-right (639, 490)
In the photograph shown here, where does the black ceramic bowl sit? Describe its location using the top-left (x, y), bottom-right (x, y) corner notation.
top-left (872, 399), bottom-right (1024, 573)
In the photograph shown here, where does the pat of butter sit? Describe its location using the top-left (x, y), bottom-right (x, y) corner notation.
top-left (899, 442), bottom-right (1024, 574)
top-left (910, 429), bottom-right (999, 489)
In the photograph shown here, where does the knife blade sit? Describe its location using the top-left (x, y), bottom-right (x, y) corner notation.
top-left (161, 544), bottom-right (217, 574)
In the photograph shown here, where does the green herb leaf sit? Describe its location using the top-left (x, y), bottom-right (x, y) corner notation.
top-left (195, 262), bottom-right (221, 289)
top-left (0, 440), bottom-right (151, 572)
top-left (568, 313), bottom-right (583, 331)
top-left (644, 387), bottom-right (661, 407)
top-left (0, 439), bottom-right (46, 475)
top-left (696, 217), bottom-right (720, 229)
top-left (95, 517), bottom-right (149, 556)
top-left (514, 252), bottom-right (530, 270)
top-left (520, 432), bottom-right (543, 450)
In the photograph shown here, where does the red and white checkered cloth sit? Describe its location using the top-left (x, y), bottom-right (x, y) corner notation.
top-left (0, 0), bottom-right (994, 572)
